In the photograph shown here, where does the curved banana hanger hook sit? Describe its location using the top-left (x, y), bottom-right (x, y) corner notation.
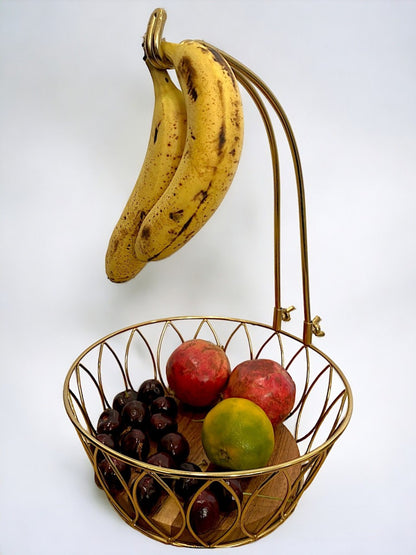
top-left (143, 8), bottom-right (324, 345)
top-left (143, 8), bottom-right (171, 69)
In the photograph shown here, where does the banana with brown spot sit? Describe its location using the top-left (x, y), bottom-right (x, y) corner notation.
top-left (105, 61), bottom-right (187, 282)
top-left (134, 40), bottom-right (244, 262)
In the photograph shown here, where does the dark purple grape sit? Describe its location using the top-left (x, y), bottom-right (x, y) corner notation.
top-left (112, 389), bottom-right (138, 412)
top-left (119, 429), bottom-right (149, 461)
top-left (147, 451), bottom-right (176, 469)
top-left (174, 462), bottom-right (202, 501)
top-left (147, 451), bottom-right (176, 487)
top-left (158, 432), bottom-right (190, 464)
top-left (146, 451), bottom-right (176, 487)
top-left (97, 457), bottom-right (130, 495)
top-left (149, 413), bottom-right (178, 440)
top-left (95, 433), bottom-right (115, 462)
top-left (150, 396), bottom-right (178, 418)
top-left (96, 433), bottom-right (115, 449)
top-left (189, 489), bottom-right (220, 536)
top-left (210, 479), bottom-right (243, 513)
top-left (97, 408), bottom-right (121, 435)
top-left (137, 379), bottom-right (165, 405)
top-left (121, 400), bottom-right (149, 429)
top-left (135, 474), bottom-right (162, 515)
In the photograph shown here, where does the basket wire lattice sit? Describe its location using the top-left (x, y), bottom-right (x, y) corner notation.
top-left (63, 8), bottom-right (353, 548)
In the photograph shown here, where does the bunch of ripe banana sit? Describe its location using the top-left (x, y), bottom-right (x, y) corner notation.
top-left (105, 38), bottom-right (244, 283)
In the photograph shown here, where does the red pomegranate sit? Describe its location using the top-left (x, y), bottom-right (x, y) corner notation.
top-left (224, 359), bottom-right (296, 426)
top-left (166, 339), bottom-right (231, 408)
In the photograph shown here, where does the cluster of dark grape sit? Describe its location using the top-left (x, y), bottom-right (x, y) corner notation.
top-left (94, 378), bottom-right (244, 535)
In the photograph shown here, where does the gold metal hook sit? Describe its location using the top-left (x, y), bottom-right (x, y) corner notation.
top-left (143, 8), bottom-right (172, 69)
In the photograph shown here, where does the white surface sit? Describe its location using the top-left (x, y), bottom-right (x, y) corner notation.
top-left (1, 1), bottom-right (415, 553)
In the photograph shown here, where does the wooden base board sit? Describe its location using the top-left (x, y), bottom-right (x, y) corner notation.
top-left (110, 405), bottom-right (301, 546)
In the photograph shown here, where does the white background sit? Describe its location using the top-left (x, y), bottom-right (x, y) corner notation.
top-left (1, 1), bottom-right (415, 553)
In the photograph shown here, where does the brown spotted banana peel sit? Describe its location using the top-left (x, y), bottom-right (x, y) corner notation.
top-left (134, 40), bottom-right (244, 262)
top-left (105, 61), bottom-right (187, 282)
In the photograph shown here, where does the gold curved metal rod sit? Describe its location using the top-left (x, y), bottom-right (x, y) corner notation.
top-left (143, 8), bottom-right (171, 69)
top-left (221, 50), bottom-right (313, 344)
top-left (229, 65), bottom-right (283, 332)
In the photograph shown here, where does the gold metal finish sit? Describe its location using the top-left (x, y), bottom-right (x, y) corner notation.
top-left (312, 316), bottom-right (325, 338)
top-left (63, 8), bottom-right (352, 548)
top-left (143, 8), bottom-right (171, 69)
top-left (215, 46), bottom-right (323, 344)
top-left (64, 317), bottom-right (352, 547)
top-left (281, 306), bottom-right (296, 322)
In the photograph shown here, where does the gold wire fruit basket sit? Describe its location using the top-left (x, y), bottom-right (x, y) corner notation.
top-left (63, 9), bottom-right (353, 549)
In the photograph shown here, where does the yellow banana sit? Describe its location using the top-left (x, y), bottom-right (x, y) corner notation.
top-left (134, 40), bottom-right (244, 262)
top-left (105, 61), bottom-right (187, 282)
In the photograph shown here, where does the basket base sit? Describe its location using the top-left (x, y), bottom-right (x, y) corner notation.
top-left (112, 406), bottom-right (301, 547)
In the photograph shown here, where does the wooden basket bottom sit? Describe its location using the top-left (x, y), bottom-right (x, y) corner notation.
top-left (94, 412), bottom-right (302, 548)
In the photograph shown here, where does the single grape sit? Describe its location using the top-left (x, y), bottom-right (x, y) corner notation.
top-left (147, 451), bottom-right (176, 469)
top-left (147, 451), bottom-right (176, 487)
top-left (158, 432), bottom-right (190, 464)
top-left (112, 389), bottom-right (138, 413)
top-left (97, 457), bottom-right (130, 495)
top-left (137, 379), bottom-right (165, 405)
top-left (174, 461), bottom-right (202, 501)
top-left (150, 396), bottom-right (178, 418)
top-left (135, 474), bottom-right (162, 515)
top-left (96, 433), bottom-right (115, 449)
top-left (120, 400), bottom-right (149, 430)
top-left (119, 428), bottom-right (149, 461)
top-left (189, 489), bottom-right (220, 536)
top-left (210, 479), bottom-right (243, 513)
top-left (95, 433), bottom-right (115, 462)
top-left (97, 408), bottom-right (121, 436)
top-left (149, 413), bottom-right (178, 440)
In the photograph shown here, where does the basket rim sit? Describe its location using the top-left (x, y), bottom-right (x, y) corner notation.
top-left (63, 314), bottom-right (353, 479)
